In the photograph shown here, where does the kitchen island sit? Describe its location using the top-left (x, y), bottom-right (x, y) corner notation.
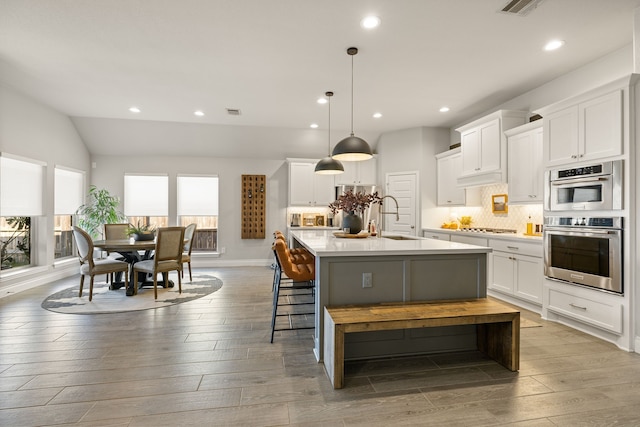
top-left (289, 229), bottom-right (492, 362)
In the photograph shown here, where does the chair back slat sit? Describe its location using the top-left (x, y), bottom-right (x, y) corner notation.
top-left (184, 223), bottom-right (197, 253)
top-left (104, 223), bottom-right (130, 240)
top-left (72, 226), bottom-right (94, 266)
top-left (155, 227), bottom-right (185, 262)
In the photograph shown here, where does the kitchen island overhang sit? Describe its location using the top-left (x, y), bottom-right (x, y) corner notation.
top-left (289, 229), bottom-right (493, 362)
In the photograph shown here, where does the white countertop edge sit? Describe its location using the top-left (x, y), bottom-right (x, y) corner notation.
top-left (423, 227), bottom-right (543, 243)
top-left (290, 229), bottom-right (492, 257)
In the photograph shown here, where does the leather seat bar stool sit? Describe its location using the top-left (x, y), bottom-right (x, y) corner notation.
top-left (270, 239), bottom-right (315, 343)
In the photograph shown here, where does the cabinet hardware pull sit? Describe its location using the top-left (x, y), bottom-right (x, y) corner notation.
top-left (571, 154), bottom-right (577, 159)
top-left (569, 303), bottom-right (587, 310)
top-left (507, 246), bottom-right (519, 250)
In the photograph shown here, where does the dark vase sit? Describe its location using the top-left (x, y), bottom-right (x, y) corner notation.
top-left (342, 212), bottom-right (363, 234)
top-left (134, 232), bottom-right (155, 241)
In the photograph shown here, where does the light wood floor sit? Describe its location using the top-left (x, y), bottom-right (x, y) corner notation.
top-left (2, 266), bottom-right (640, 426)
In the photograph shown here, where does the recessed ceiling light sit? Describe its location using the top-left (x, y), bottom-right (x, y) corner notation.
top-left (544, 39), bottom-right (565, 51)
top-left (439, 106), bottom-right (450, 113)
top-left (317, 98), bottom-right (328, 104)
top-left (129, 106), bottom-right (141, 113)
top-left (194, 110), bottom-right (205, 117)
top-left (310, 123), bottom-right (319, 129)
top-left (373, 112), bottom-right (382, 118)
top-left (361, 15), bottom-right (381, 29)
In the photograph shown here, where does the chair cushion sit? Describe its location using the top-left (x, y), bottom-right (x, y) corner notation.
top-left (81, 259), bottom-right (129, 275)
top-left (134, 259), bottom-right (181, 274)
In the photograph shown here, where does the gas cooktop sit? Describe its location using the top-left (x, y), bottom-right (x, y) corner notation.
top-left (458, 227), bottom-right (517, 234)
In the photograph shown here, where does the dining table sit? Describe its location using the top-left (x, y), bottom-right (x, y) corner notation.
top-left (93, 238), bottom-right (169, 296)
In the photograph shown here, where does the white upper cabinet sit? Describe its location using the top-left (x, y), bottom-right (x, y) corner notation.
top-left (436, 149), bottom-right (465, 206)
top-left (540, 90), bottom-right (623, 167)
top-left (288, 160), bottom-right (335, 207)
top-left (435, 148), bottom-right (479, 206)
top-left (334, 157), bottom-right (377, 185)
top-left (506, 121), bottom-right (543, 204)
top-left (456, 110), bottom-right (528, 187)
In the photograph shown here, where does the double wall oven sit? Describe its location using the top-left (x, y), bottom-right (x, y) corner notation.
top-left (543, 160), bottom-right (624, 294)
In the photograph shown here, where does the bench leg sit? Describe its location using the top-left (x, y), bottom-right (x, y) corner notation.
top-left (477, 314), bottom-right (520, 371)
top-left (323, 309), bottom-right (345, 389)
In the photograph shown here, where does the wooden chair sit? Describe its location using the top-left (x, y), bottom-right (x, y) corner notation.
top-left (181, 223), bottom-right (197, 281)
top-left (104, 223), bottom-right (130, 284)
top-left (133, 227), bottom-right (185, 299)
top-left (72, 226), bottom-right (129, 301)
top-left (270, 239), bottom-right (315, 343)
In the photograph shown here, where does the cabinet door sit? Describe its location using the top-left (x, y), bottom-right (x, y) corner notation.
top-left (508, 127), bottom-right (543, 204)
top-left (491, 252), bottom-right (515, 294)
top-left (460, 129), bottom-right (480, 176)
top-left (334, 162), bottom-right (358, 185)
top-left (289, 162), bottom-right (314, 205)
top-left (544, 106), bottom-right (579, 167)
top-left (580, 90), bottom-right (622, 161)
top-left (514, 255), bottom-right (542, 304)
top-left (313, 173), bottom-right (335, 206)
top-left (357, 157), bottom-right (377, 185)
top-left (479, 119), bottom-right (500, 173)
top-left (423, 231), bottom-right (451, 241)
top-left (437, 153), bottom-right (465, 205)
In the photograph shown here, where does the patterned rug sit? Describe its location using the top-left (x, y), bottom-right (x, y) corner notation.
top-left (41, 274), bottom-right (222, 314)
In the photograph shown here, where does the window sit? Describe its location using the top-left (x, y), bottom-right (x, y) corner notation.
top-left (124, 174), bottom-right (169, 229)
top-left (177, 175), bottom-right (218, 252)
top-left (1, 154), bottom-right (45, 270)
top-left (54, 167), bottom-right (84, 259)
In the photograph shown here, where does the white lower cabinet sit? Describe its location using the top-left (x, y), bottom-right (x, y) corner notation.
top-left (546, 286), bottom-right (622, 334)
top-left (449, 234), bottom-right (488, 246)
top-left (489, 239), bottom-right (542, 307)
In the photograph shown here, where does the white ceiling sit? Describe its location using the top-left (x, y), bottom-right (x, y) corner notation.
top-left (2, 0), bottom-right (640, 158)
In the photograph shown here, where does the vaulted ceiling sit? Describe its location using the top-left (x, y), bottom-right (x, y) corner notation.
top-left (2, 0), bottom-right (639, 158)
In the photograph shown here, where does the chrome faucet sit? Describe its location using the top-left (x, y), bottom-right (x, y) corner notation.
top-left (378, 195), bottom-right (400, 237)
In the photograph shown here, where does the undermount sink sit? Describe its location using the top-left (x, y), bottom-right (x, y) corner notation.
top-left (381, 235), bottom-right (422, 241)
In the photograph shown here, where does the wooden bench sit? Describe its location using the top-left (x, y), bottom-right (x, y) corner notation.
top-left (323, 298), bottom-right (520, 389)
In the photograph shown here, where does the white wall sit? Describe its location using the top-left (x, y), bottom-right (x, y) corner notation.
top-left (376, 126), bottom-right (450, 229)
top-left (91, 155), bottom-right (288, 264)
top-left (0, 84), bottom-right (91, 292)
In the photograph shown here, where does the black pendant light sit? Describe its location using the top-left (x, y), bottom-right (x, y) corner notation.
top-left (315, 91), bottom-right (344, 174)
top-left (332, 47), bottom-right (373, 161)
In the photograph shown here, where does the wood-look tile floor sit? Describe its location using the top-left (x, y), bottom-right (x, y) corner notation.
top-left (2, 266), bottom-right (640, 426)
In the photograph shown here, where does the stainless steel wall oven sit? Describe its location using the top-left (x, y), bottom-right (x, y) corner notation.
top-left (546, 160), bottom-right (622, 211)
top-left (544, 216), bottom-right (622, 294)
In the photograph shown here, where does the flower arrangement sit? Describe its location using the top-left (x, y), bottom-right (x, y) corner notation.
top-left (329, 190), bottom-right (382, 215)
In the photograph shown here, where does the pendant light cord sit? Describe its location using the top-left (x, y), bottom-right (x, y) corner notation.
top-left (328, 93), bottom-right (332, 155)
top-left (350, 53), bottom-right (354, 137)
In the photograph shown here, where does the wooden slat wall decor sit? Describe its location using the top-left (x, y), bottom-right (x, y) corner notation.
top-left (241, 174), bottom-right (266, 239)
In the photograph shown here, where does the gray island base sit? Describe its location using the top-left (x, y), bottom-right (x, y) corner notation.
top-left (289, 229), bottom-right (493, 362)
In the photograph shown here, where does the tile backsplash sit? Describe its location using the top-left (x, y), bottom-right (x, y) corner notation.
top-left (432, 183), bottom-right (543, 234)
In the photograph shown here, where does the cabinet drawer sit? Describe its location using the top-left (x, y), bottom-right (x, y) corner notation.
top-left (547, 288), bottom-right (622, 334)
top-left (450, 234), bottom-right (488, 247)
top-left (489, 239), bottom-right (542, 258)
top-left (423, 231), bottom-right (451, 241)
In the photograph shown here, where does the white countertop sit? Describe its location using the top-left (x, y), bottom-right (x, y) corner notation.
top-left (290, 229), bottom-right (492, 257)
top-left (423, 227), bottom-right (543, 243)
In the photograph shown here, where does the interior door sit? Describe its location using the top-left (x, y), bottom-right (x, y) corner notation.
top-left (384, 172), bottom-right (417, 235)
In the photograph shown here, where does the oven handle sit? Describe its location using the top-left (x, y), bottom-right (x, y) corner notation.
top-left (551, 176), bottom-right (609, 185)
top-left (544, 227), bottom-right (621, 235)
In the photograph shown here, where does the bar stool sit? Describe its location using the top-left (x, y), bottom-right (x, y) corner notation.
top-left (270, 239), bottom-right (315, 343)
top-left (272, 231), bottom-right (313, 291)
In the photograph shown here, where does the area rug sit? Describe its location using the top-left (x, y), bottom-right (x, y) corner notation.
top-left (41, 274), bottom-right (222, 314)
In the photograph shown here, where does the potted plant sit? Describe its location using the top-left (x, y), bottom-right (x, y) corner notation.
top-left (329, 190), bottom-right (381, 234)
top-left (126, 221), bottom-right (156, 241)
top-left (76, 186), bottom-right (127, 240)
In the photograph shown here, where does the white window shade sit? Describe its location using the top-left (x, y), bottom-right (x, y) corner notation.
top-left (177, 175), bottom-right (219, 216)
top-left (1, 154), bottom-right (45, 216)
top-left (124, 174), bottom-right (168, 216)
top-left (54, 167), bottom-right (84, 215)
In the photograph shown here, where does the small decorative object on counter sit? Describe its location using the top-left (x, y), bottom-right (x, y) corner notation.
top-left (368, 220), bottom-right (377, 236)
top-left (329, 190), bottom-right (382, 234)
top-left (526, 215), bottom-right (533, 235)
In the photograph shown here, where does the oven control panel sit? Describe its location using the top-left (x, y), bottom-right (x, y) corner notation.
top-left (545, 216), bottom-right (622, 229)
top-left (557, 164), bottom-right (603, 178)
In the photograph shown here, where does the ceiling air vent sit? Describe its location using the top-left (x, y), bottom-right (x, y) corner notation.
top-left (226, 108), bottom-right (241, 116)
top-left (500, 0), bottom-right (543, 16)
